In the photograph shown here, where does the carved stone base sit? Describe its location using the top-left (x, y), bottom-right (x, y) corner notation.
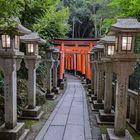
top-left (52, 87), bottom-right (60, 94)
top-left (104, 128), bottom-right (134, 140)
top-left (90, 104), bottom-right (99, 112)
top-left (93, 100), bottom-right (104, 110)
top-left (60, 82), bottom-right (65, 90)
top-left (91, 94), bottom-right (97, 101)
top-left (87, 89), bottom-right (94, 97)
top-left (0, 123), bottom-right (29, 140)
top-left (88, 84), bottom-right (92, 89)
top-left (21, 106), bottom-right (44, 120)
top-left (96, 114), bottom-right (114, 125)
top-left (99, 110), bottom-right (114, 123)
top-left (88, 97), bottom-right (93, 103)
top-left (46, 92), bottom-right (56, 100)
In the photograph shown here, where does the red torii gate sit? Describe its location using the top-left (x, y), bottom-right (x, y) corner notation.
top-left (53, 38), bottom-right (98, 84)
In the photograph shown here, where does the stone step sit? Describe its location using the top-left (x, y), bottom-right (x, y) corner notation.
top-left (106, 128), bottom-right (134, 140)
top-left (93, 100), bottom-right (104, 110)
top-left (0, 123), bottom-right (28, 140)
top-left (22, 106), bottom-right (42, 117)
top-left (46, 93), bottom-right (56, 100)
top-left (99, 110), bottom-right (115, 122)
top-left (96, 114), bottom-right (114, 125)
top-left (102, 134), bottom-right (107, 140)
top-left (91, 94), bottom-right (97, 100)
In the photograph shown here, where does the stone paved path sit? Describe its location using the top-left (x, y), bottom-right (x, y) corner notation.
top-left (35, 75), bottom-right (92, 140)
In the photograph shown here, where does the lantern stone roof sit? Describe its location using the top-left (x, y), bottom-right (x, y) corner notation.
top-left (0, 18), bottom-right (31, 35)
top-left (21, 32), bottom-right (40, 41)
top-left (38, 38), bottom-right (46, 45)
top-left (108, 17), bottom-right (140, 35)
top-left (100, 35), bottom-right (115, 43)
top-left (94, 44), bottom-right (105, 49)
top-left (21, 32), bottom-right (46, 45)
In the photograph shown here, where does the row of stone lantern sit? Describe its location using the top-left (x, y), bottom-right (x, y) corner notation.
top-left (90, 17), bottom-right (140, 140)
top-left (44, 46), bottom-right (60, 100)
top-left (0, 19), bottom-right (60, 140)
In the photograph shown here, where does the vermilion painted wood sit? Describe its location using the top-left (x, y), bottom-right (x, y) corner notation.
top-left (53, 39), bottom-right (98, 81)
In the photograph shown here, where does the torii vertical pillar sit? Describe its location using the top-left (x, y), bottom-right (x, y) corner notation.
top-left (58, 42), bottom-right (65, 87)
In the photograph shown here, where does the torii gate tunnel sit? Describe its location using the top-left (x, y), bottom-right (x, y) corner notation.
top-left (53, 38), bottom-right (98, 84)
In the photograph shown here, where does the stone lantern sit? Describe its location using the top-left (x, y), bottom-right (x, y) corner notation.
top-left (20, 32), bottom-right (46, 120)
top-left (52, 48), bottom-right (60, 94)
top-left (44, 46), bottom-right (56, 99)
top-left (0, 18), bottom-right (31, 140)
top-left (96, 35), bottom-right (115, 125)
top-left (103, 17), bottom-right (140, 140)
top-left (92, 44), bottom-right (105, 111)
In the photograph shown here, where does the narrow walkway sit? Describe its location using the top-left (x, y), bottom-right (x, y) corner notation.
top-left (36, 75), bottom-right (92, 140)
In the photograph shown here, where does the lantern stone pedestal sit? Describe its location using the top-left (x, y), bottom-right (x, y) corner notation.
top-left (96, 110), bottom-right (114, 125)
top-left (21, 106), bottom-right (43, 120)
top-left (88, 57), bottom-right (95, 101)
top-left (20, 56), bottom-right (44, 120)
top-left (45, 60), bottom-right (56, 100)
top-left (103, 59), bottom-right (135, 140)
top-left (102, 128), bottom-right (134, 140)
top-left (93, 61), bottom-right (97, 101)
top-left (93, 62), bottom-right (104, 111)
top-left (0, 54), bottom-right (29, 140)
top-left (96, 60), bottom-right (114, 124)
top-left (52, 60), bottom-right (60, 94)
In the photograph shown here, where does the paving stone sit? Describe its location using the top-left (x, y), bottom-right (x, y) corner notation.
top-left (68, 113), bottom-right (84, 125)
top-left (43, 126), bottom-right (65, 140)
top-left (63, 125), bottom-right (85, 140)
top-left (72, 101), bottom-right (83, 107)
top-left (57, 106), bottom-right (70, 115)
top-left (51, 114), bottom-right (68, 126)
top-left (35, 120), bottom-right (51, 140)
top-left (70, 107), bottom-right (83, 115)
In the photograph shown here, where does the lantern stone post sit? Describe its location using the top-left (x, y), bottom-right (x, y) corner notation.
top-left (96, 36), bottom-right (115, 124)
top-left (44, 47), bottom-right (56, 99)
top-left (52, 49), bottom-right (60, 94)
top-left (93, 44), bottom-right (105, 111)
top-left (89, 49), bottom-right (94, 94)
top-left (20, 32), bottom-right (45, 119)
top-left (103, 17), bottom-right (140, 140)
top-left (0, 18), bottom-right (31, 140)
